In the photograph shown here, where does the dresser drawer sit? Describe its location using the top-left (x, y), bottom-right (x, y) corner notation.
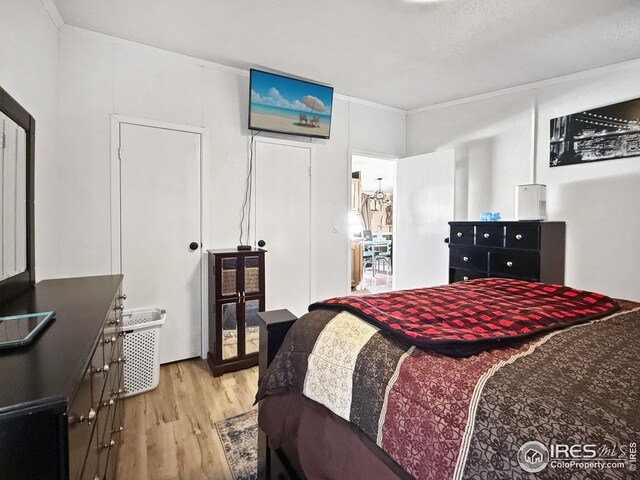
top-left (490, 250), bottom-right (540, 279)
top-left (475, 224), bottom-right (504, 247)
top-left (450, 246), bottom-right (487, 271)
top-left (505, 223), bottom-right (540, 250)
top-left (449, 225), bottom-right (474, 245)
top-left (450, 268), bottom-right (487, 283)
top-left (68, 364), bottom-right (95, 480)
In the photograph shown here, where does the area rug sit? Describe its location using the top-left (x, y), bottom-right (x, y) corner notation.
top-left (215, 409), bottom-right (258, 480)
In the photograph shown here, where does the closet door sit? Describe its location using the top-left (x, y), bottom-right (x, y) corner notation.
top-left (119, 123), bottom-right (201, 363)
top-left (253, 138), bottom-right (311, 317)
top-left (394, 149), bottom-right (454, 290)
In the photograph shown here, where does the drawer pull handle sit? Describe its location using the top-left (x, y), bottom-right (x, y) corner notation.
top-left (116, 304), bottom-right (125, 311)
top-left (462, 256), bottom-right (469, 262)
top-left (113, 388), bottom-right (126, 396)
top-left (456, 232), bottom-right (463, 237)
top-left (112, 426), bottom-right (124, 434)
top-left (100, 439), bottom-right (116, 450)
top-left (93, 363), bottom-right (109, 374)
top-left (108, 318), bottom-right (120, 325)
top-left (483, 233), bottom-right (490, 238)
top-left (463, 276), bottom-right (469, 281)
top-left (78, 408), bottom-right (96, 424)
top-left (104, 335), bottom-right (116, 345)
top-left (515, 234), bottom-right (523, 240)
top-left (506, 261), bottom-right (514, 267)
top-left (112, 356), bottom-right (127, 365)
top-left (102, 397), bottom-right (115, 408)
top-left (119, 293), bottom-right (127, 300)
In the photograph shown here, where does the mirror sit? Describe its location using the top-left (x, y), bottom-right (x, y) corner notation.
top-left (0, 86), bottom-right (35, 303)
top-left (1, 113), bottom-right (27, 281)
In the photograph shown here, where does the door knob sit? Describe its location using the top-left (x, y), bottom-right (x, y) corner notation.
top-left (257, 240), bottom-right (266, 248)
top-left (189, 242), bottom-right (199, 251)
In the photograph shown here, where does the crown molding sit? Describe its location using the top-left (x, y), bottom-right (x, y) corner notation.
top-left (334, 93), bottom-right (406, 114)
top-left (408, 56), bottom-right (640, 115)
top-left (40, 0), bottom-right (64, 29)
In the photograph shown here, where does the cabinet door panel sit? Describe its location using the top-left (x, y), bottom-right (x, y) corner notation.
top-left (449, 246), bottom-right (487, 272)
top-left (220, 301), bottom-right (239, 360)
top-left (220, 257), bottom-right (239, 298)
top-left (67, 365), bottom-right (94, 480)
top-left (244, 255), bottom-right (262, 295)
top-left (450, 268), bottom-right (487, 283)
top-left (449, 225), bottom-right (474, 246)
top-left (244, 298), bottom-right (262, 355)
top-left (490, 251), bottom-right (540, 279)
top-left (505, 224), bottom-right (540, 250)
top-left (475, 224), bottom-right (504, 247)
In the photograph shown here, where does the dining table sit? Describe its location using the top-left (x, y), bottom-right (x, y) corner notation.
top-left (363, 238), bottom-right (391, 276)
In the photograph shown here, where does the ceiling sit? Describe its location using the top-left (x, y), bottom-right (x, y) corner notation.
top-left (53, 0), bottom-right (640, 110)
top-left (353, 155), bottom-right (395, 193)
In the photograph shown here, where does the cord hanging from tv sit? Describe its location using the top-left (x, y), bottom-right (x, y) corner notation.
top-left (248, 69), bottom-right (334, 139)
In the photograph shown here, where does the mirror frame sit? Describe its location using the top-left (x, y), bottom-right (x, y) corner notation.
top-left (0, 86), bottom-right (35, 303)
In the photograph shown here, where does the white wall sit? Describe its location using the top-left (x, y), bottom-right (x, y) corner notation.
top-left (54, 27), bottom-right (406, 304)
top-left (407, 62), bottom-right (640, 300)
top-left (0, 0), bottom-right (59, 280)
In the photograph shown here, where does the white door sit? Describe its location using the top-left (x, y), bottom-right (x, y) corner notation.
top-left (119, 123), bottom-right (202, 364)
top-left (254, 139), bottom-right (311, 317)
top-left (394, 149), bottom-right (454, 290)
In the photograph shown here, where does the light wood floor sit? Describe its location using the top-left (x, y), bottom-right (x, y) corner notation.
top-left (117, 359), bottom-right (258, 480)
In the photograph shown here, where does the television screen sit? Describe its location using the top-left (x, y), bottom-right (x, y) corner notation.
top-left (249, 69), bottom-right (334, 139)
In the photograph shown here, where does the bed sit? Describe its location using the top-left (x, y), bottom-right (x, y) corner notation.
top-left (256, 278), bottom-right (639, 479)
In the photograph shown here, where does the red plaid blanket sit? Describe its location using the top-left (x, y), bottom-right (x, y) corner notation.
top-left (309, 278), bottom-right (619, 356)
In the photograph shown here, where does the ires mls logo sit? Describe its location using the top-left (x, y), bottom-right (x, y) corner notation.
top-left (518, 441), bottom-right (550, 473)
top-left (518, 440), bottom-right (637, 473)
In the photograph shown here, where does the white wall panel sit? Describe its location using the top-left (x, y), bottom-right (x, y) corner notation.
top-left (55, 28), bottom-right (407, 307)
top-left (350, 103), bottom-right (406, 157)
top-left (310, 98), bottom-right (351, 302)
top-left (56, 31), bottom-right (114, 278)
top-left (115, 46), bottom-right (202, 126)
top-left (2, 0), bottom-right (59, 280)
top-left (407, 62), bottom-right (640, 300)
top-left (0, 0), bottom-right (11, 87)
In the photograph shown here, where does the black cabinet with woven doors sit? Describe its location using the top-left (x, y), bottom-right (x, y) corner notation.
top-left (207, 249), bottom-right (266, 377)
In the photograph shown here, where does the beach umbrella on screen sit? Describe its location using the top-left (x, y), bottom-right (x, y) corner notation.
top-left (302, 95), bottom-right (325, 113)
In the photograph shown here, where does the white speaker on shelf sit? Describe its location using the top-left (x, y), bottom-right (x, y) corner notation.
top-left (516, 184), bottom-right (547, 220)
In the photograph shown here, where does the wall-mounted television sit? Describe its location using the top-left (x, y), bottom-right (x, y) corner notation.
top-left (249, 69), bottom-right (334, 139)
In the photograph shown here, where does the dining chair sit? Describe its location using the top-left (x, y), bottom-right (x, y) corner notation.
top-left (376, 241), bottom-right (392, 274)
top-left (362, 242), bottom-right (375, 276)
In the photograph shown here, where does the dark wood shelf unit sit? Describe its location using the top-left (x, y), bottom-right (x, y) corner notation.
top-left (207, 249), bottom-right (266, 377)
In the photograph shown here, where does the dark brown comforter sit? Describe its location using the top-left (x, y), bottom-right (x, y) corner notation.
top-left (257, 301), bottom-right (640, 479)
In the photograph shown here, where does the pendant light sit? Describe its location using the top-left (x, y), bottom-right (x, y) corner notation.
top-left (373, 178), bottom-right (386, 209)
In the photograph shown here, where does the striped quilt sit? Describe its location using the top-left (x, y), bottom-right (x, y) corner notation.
top-left (256, 302), bottom-right (640, 479)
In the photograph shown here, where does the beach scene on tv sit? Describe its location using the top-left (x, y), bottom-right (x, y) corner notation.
top-left (250, 70), bottom-right (333, 138)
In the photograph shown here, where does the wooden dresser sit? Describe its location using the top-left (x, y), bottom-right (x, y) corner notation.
top-left (207, 249), bottom-right (265, 377)
top-left (448, 221), bottom-right (565, 284)
top-left (0, 275), bottom-right (126, 480)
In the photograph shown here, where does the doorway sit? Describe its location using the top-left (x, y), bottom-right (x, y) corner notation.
top-left (350, 154), bottom-right (396, 294)
top-left (113, 117), bottom-right (204, 364)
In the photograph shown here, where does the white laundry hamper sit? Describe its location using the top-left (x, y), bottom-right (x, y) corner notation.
top-left (121, 308), bottom-right (166, 397)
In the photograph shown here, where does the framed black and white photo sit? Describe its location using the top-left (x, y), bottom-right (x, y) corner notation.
top-left (549, 97), bottom-right (640, 167)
